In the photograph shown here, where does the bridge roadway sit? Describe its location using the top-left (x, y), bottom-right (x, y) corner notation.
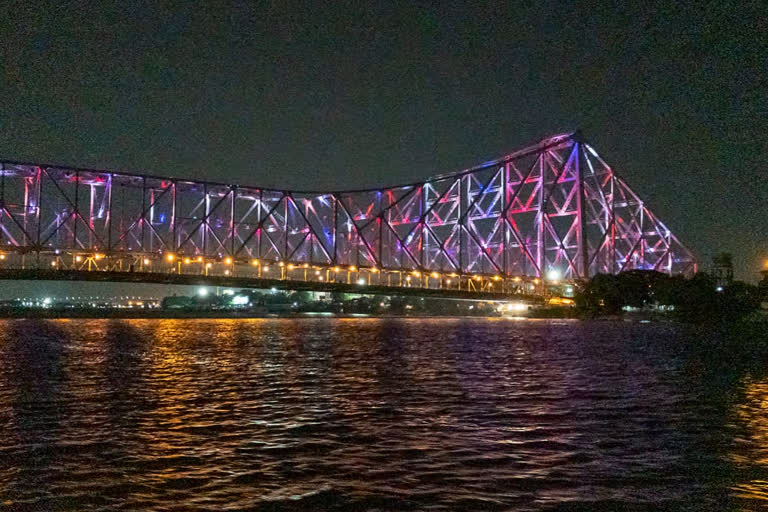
top-left (0, 269), bottom-right (545, 303)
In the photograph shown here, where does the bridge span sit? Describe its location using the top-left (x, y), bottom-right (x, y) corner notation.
top-left (0, 131), bottom-right (695, 296)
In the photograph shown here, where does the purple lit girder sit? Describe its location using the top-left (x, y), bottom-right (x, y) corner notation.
top-left (0, 132), bottom-right (696, 279)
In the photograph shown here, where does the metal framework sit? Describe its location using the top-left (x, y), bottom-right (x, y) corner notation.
top-left (0, 132), bottom-right (695, 292)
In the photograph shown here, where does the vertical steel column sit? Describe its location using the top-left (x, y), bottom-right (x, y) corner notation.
top-left (639, 201), bottom-right (645, 268)
top-left (537, 154), bottom-right (544, 276)
top-left (35, 168), bottom-right (42, 268)
top-left (283, 193), bottom-right (288, 261)
top-left (257, 189), bottom-right (263, 259)
top-left (230, 186), bottom-right (236, 257)
top-left (420, 185), bottom-right (425, 271)
top-left (73, 170), bottom-right (79, 249)
top-left (576, 142), bottom-right (589, 278)
top-left (0, 164), bottom-right (5, 251)
top-left (377, 190), bottom-right (383, 269)
top-left (88, 184), bottom-right (95, 249)
top-left (149, 187), bottom-right (155, 253)
top-left (502, 162), bottom-right (508, 276)
top-left (140, 176), bottom-right (147, 253)
top-left (332, 194), bottom-right (337, 265)
top-left (203, 184), bottom-right (209, 256)
top-left (22, 177), bottom-right (29, 257)
top-left (105, 174), bottom-right (112, 252)
top-left (610, 175), bottom-right (616, 274)
top-left (378, 196), bottom-right (383, 269)
top-left (171, 180), bottom-right (178, 252)
top-left (458, 176), bottom-right (463, 273)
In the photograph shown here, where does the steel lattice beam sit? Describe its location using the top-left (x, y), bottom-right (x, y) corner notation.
top-left (0, 132), bottom-right (697, 288)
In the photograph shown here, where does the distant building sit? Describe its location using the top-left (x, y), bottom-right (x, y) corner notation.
top-left (711, 253), bottom-right (734, 289)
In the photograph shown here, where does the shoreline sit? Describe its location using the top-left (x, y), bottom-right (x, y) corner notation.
top-left (0, 308), bottom-right (576, 320)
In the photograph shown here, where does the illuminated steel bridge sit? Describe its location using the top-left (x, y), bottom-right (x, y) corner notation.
top-left (0, 131), bottom-right (695, 295)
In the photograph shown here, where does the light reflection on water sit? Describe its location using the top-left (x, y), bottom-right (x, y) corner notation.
top-left (0, 318), bottom-right (766, 511)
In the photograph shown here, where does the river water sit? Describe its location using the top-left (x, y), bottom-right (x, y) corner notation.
top-left (0, 318), bottom-right (766, 511)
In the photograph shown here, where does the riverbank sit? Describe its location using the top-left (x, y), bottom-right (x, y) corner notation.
top-left (0, 308), bottom-right (575, 319)
top-left (0, 305), bottom-right (577, 319)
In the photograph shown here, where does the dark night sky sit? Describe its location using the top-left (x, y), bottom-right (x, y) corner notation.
top-left (1, 1), bottom-right (765, 280)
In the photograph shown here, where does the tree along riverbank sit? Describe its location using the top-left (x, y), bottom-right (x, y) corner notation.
top-left (574, 270), bottom-right (768, 344)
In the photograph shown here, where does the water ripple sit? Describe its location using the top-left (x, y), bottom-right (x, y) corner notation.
top-left (0, 318), bottom-right (765, 510)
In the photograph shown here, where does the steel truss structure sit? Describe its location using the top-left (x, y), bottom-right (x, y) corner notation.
top-left (0, 132), bottom-right (695, 289)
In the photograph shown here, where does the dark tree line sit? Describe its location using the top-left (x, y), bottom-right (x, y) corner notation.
top-left (575, 270), bottom-right (764, 323)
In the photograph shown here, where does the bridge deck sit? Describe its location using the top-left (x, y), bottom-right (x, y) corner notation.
top-left (0, 269), bottom-right (545, 303)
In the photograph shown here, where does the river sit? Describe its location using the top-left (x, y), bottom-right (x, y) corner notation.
top-left (0, 318), bottom-right (766, 511)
